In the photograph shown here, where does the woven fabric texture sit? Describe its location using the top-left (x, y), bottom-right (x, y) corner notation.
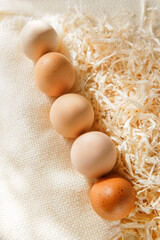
top-left (0, 0), bottom-right (159, 239)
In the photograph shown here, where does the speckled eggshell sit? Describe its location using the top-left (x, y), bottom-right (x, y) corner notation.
top-left (90, 174), bottom-right (136, 221)
top-left (71, 131), bottom-right (117, 178)
top-left (49, 93), bottom-right (94, 138)
top-left (34, 52), bottom-right (75, 96)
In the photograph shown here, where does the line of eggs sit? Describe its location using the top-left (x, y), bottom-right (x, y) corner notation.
top-left (20, 20), bottom-right (135, 221)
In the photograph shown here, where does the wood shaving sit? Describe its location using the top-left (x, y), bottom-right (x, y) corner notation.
top-left (43, 5), bottom-right (160, 239)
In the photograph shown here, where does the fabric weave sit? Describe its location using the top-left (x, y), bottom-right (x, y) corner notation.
top-left (0, 1), bottom-right (159, 239)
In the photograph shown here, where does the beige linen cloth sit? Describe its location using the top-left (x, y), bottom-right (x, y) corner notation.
top-left (0, 0), bottom-right (160, 240)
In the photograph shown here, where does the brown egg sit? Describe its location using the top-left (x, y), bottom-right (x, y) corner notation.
top-left (34, 52), bottom-right (75, 96)
top-left (50, 93), bottom-right (94, 138)
top-left (20, 20), bottom-right (59, 62)
top-left (71, 131), bottom-right (117, 178)
top-left (90, 174), bottom-right (135, 221)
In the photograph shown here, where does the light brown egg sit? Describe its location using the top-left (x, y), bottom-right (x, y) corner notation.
top-left (50, 94), bottom-right (94, 138)
top-left (90, 174), bottom-right (136, 221)
top-left (20, 20), bottom-right (59, 62)
top-left (34, 52), bottom-right (75, 96)
top-left (71, 131), bottom-right (117, 178)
